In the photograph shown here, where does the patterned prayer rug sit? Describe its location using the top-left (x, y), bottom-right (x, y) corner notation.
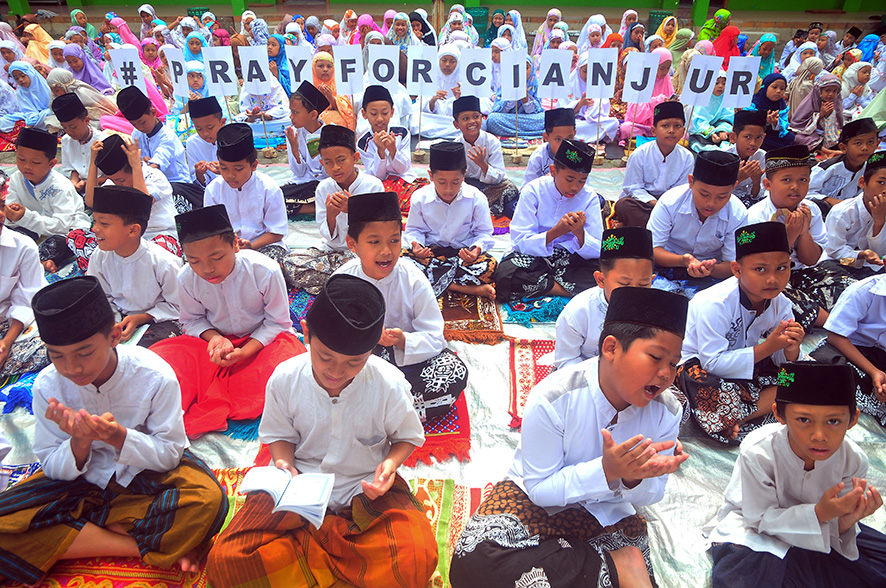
top-left (508, 338), bottom-right (556, 429)
top-left (501, 295), bottom-right (569, 326)
top-left (406, 391), bottom-right (472, 468)
top-left (440, 292), bottom-right (505, 345)
top-left (288, 288), bottom-right (316, 333)
top-left (492, 215), bottom-right (511, 235)
top-left (44, 263), bottom-right (85, 284)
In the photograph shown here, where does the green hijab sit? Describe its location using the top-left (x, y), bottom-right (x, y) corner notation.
top-left (484, 9), bottom-right (505, 47)
top-left (669, 28), bottom-right (694, 65)
top-left (698, 9), bottom-right (730, 41)
top-left (70, 9), bottom-right (99, 40)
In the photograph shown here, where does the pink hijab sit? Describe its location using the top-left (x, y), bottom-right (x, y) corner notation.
top-left (694, 39), bottom-right (714, 56)
top-left (626, 47), bottom-right (675, 127)
top-left (381, 9), bottom-right (397, 36)
top-left (350, 14), bottom-right (381, 46)
top-left (141, 38), bottom-right (162, 70)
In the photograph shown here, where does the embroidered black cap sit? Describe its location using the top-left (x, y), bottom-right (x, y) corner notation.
top-left (775, 362), bottom-right (856, 408)
top-left (734, 222), bottom-right (791, 260)
top-left (653, 101), bottom-right (685, 125)
top-left (600, 227), bottom-right (654, 261)
top-left (554, 138), bottom-right (594, 174)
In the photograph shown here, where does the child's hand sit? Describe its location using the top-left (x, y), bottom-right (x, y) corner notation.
top-left (379, 328), bottom-right (405, 349)
top-left (372, 130), bottom-right (388, 156)
top-left (600, 429), bottom-right (688, 486)
top-left (784, 206), bottom-right (811, 244)
top-left (383, 133), bottom-right (397, 156)
top-left (285, 126), bottom-right (301, 162)
top-left (208, 161), bottom-right (220, 174)
top-left (568, 210), bottom-right (586, 236)
top-left (189, 90), bottom-right (201, 101)
top-left (90, 140), bottom-right (104, 160)
top-left (74, 179), bottom-right (86, 191)
top-left (412, 241), bottom-right (433, 259)
top-left (815, 480), bottom-right (864, 523)
top-left (236, 237), bottom-right (254, 250)
top-left (857, 249), bottom-right (884, 266)
top-left (781, 320), bottom-right (805, 350)
top-left (274, 458), bottom-right (299, 477)
top-left (4, 202), bottom-right (25, 222)
top-left (838, 479), bottom-right (883, 534)
top-left (452, 83), bottom-right (461, 99)
top-left (118, 314), bottom-right (151, 342)
top-left (459, 246), bottom-right (480, 264)
top-left (195, 160), bottom-right (209, 174)
top-left (326, 191), bottom-right (349, 215)
top-left (467, 145), bottom-right (487, 168)
top-left (207, 334), bottom-right (235, 365)
top-left (214, 346), bottom-right (247, 367)
top-left (362, 458), bottom-right (398, 500)
top-left (851, 85), bottom-right (864, 97)
top-left (868, 370), bottom-right (886, 401)
top-left (434, 90), bottom-right (447, 101)
top-left (686, 257), bottom-right (714, 278)
top-left (869, 194), bottom-right (886, 225)
top-left (766, 110), bottom-right (779, 126)
top-left (121, 135), bottom-right (142, 163)
top-left (820, 101), bottom-right (834, 118)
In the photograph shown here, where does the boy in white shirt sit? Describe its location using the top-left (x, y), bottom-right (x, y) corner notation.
top-left (335, 191), bottom-right (468, 422)
top-left (810, 118), bottom-right (879, 214)
top-left (522, 107), bottom-right (576, 189)
top-left (451, 287), bottom-right (690, 588)
top-left (186, 97), bottom-right (226, 190)
top-left (725, 109), bottom-right (767, 208)
top-left (282, 81), bottom-right (330, 216)
top-left (616, 102), bottom-right (694, 228)
top-left (554, 227), bottom-right (654, 369)
top-left (86, 186), bottom-right (183, 348)
top-left (404, 141), bottom-right (496, 298)
top-left (453, 95), bottom-right (520, 218)
top-left (206, 275), bottom-right (437, 588)
top-left (148, 205), bottom-right (305, 438)
top-left (0, 277), bottom-right (227, 585)
top-left (678, 222), bottom-right (803, 444)
top-left (51, 93), bottom-right (106, 194)
top-left (705, 362), bottom-right (886, 588)
top-left (494, 139), bottom-right (603, 302)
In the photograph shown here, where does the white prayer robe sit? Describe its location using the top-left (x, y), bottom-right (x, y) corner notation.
top-left (185, 132), bottom-right (218, 186)
top-left (87, 239), bottom-right (182, 323)
top-left (510, 176), bottom-right (603, 260)
top-left (620, 140), bottom-right (694, 203)
top-left (724, 144), bottom-right (766, 203)
top-left (507, 357), bottom-right (682, 527)
top-left (259, 354), bottom-right (425, 511)
top-left (178, 249), bottom-right (292, 346)
top-left (314, 172), bottom-right (384, 252)
top-left (523, 143), bottom-right (556, 189)
top-left (704, 423), bottom-right (866, 559)
top-left (825, 196), bottom-right (886, 270)
top-left (335, 258), bottom-right (444, 366)
top-left (287, 123), bottom-right (328, 184)
top-left (0, 229), bottom-right (45, 327)
top-left (105, 164), bottom-right (177, 242)
top-left (553, 286), bottom-right (608, 370)
top-left (747, 196), bottom-right (826, 270)
top-left (6, 169), bottom-right (90, 237)
top-left (680, 277), bottom-right (793, 380)
top-left (132, 122), bottom-right (193, 183)
top-left (352, 80), bottom-right (416, 136)
top-left (59, 128), bottom-right (107, 180)
top-left (823, 274), bottom-right (886, 349)
top-left (203, 171), bottom-right (288, 244)
top-left (459, 130), bottom-right (506, 185)
top-left (357, 125), bottom-right (416, 182)
top-left (404, 183), bottom-right (494, 251)
top-left (648, 185), bottom-right (748, 262)
top-left (810, 157), bottom-right (866, 202)
top-left (31, 346), bottom-right (189, 489)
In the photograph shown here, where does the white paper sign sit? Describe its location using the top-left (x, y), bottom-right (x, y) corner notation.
top-left (501, 49), bottom-right (528, 102)
top-left (162, 46), bottom-right (189, 98)
top-left (333, 45), bottom-right (363, 95)
top-left (680, 55), bottom-right (724, 107)
top-left (722, 56), bottom-right (762, 109)
top-left (407, 44), bottom-right (439, 97)
top-left (202, 46), bottom-right (238, 96)
top-left (109, 47), bottom-right (146, 94)
top-left (537, 49), bottom-right (573, 102)
top-left (458, 48), bottom-right (492, 98)
top-left (238, 45), bottom-right (272, 95)
top-left (367, 44), bottom-right (401, 96)
top-left (622, 51), bottom-right (661, 104)
top-left (284, 45), bottom-right (313, 90)
top-left (586, 48), bottom-right (619, 100)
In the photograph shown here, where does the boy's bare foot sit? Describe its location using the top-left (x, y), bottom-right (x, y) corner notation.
top-left (725, 423), bottom-right (741, 440)
top-left (178, 550), bottom-right (200, 573)
top-left (476, 284), bottom-right (496, 299)
top-left (448, 283), bottom-right (496, 299)
top-left (42, 259), bottom-right (57, 273)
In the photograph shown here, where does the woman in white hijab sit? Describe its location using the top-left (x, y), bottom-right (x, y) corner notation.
top-left (569, 51), bottom-right (620, 145)
top-left (578, 14), bottom-right (613, 53)
top-left (419, 44), bottom-right (462, 139)
top-left (47, 40), bottom-right (67, 69)
top-left (782, 41), bottom-right (819, 81)
top-left (45, 68), bottom-right (117, 131)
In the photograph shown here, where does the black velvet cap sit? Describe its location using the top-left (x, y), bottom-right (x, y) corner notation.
top-left (693, 150), bottom-right (740, 186)
top-left (363, 84), bottom-right (393, 106)
top-left (776, 362), bottom-right (856, 408)
top-left (846, 26), bottom-right (862, 39)
top-left (32, 276), bottom-right (115, 347)
top-left (305, 274), bottom-right (385, 355)
top-left (51, 93), bottom-right (88, 123)
top-left (348, 191), bottom-right (401, 224)
top-left (294, 80), bottom-right (330, 114)
top-left (92, 185), bottom-right (154, 221)
top-left (175, 204), bottom-right (233, 244)
top-left (735, 222), bottom-right (790, 259)
top-left (867, 151), bottom-right (886, 174)
top-left (604, 286), bottom-right (688, 338)
top-left (554, 138), bottom-right (594, 174)
top-left (189, 96), bottom-right (223, 119)
top-left (600, 227), bottom-right (654, 261)
top-left (839, 117), bottom-right (878, 144)
top-left (808, 22), bottom-right (824, 32)
top-left (765, 145), bottom-right (814, 173)
top-left (117, 86), bottom-right (152, 120)
top-left (544, 107), bottom-right (576, 132)
top-left (94, 134), bottom-right (128, 176)
top-left (452, 95), bottom-right (481, 119)
top-left (216, 123), bottom-right (255, 162)
top-left (733, 109), bottom-right (767, 133)
top-left (319, 124), bottom-right (356, 151)
top-left (429, 141), bottom-right (467, 171)
top-left (16, 127), bottom-right (57, 155)
top-left (653, 101), bottom-right (684, 125)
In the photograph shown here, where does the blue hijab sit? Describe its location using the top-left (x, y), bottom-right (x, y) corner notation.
top-left (752, 73), bottom-right (787, 112)
top-left (856, 34), bottom-right (879, 63)
top-left (9, 61), bottom-right (52, 126)
top-left (268, 34), bottom-right (292, 97)
top-left (183, 30), bottom-right (206, 63)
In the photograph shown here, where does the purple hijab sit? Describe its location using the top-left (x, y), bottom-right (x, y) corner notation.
top-left (67, 26), bottom-right (104, 62)
top-left (63, 43), bottom-right (113, 94)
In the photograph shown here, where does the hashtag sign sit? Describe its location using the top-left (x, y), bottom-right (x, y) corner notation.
top-left (120, 61), bottom-right (138, 86)
top-left (109, 47), bottom-right (146, 94)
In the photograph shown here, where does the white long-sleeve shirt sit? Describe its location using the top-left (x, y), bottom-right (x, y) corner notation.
top-left (314, 171), bottom-right (384, 252)
top-left (0, 229), bottom-right (46, 327)
top-left (810, 155), bottom-right (865, 202)
top-left (724, 143), bottom-right (766, 203)
top-left (132, 122), bottom-right (193, 183)
top-left (459, 130), bottom-right (506, 185)
top-left (259, 354), bottom-right (424, 512)
top-left (825, 195), bottom-right (886, 270)
top-left (32, 346), bottom-right (189, 489)
top-left (510, 175), bottom-right (603, 260)
top-left (203, 171), bottom-right (288, 245)
top-left (185, 132), bottom-right (218, 186)
top-left (648, 185), bottom-right (748, 262)
top-left (620, 140), bottom-right (694, 204)
top-left (335, 258), bottom-right (444, 366)
top-left (404, 183), bottom-right (494, 251)
top-left (823, 274), bottom-right (886, 349)
top-left (60, 128), bottom-right (107, 179)
top-left (178, 249), bottom-right (292, 346)
top-left (87, 239), bottom-right (182, 323)
top-left (357, 125), bottom-right (416, 182)
top-left (705, 423), bottom-right (866, 559)
top-left (553, 286), bottom-right (608, 370)
top-left (747, 196), bottom-right (826, 270)
top-left (287, 123), bottom-right (328, 184)
top-left (507, 357), bottom-right (682, 527)
top-left (523, 143), bottom-right (556, 189)
top-left (680, 277), bottom-right (793, 380)
top-left (6, 169), bottom-right (90, 237)
top-left (104, 164), bottom-right (177, 242)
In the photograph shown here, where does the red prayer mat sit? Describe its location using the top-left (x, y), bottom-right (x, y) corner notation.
top-left (440, 291), bottom-right (506, 345)
top-left (508, 338), bottom-right (556, 429)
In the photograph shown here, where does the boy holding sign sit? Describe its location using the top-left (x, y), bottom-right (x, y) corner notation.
top-left (283, 81), bottom-right (330, 216)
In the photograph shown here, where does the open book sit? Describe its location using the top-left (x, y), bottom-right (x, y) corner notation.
top-left (239, 466), bottom-right (335, 529)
